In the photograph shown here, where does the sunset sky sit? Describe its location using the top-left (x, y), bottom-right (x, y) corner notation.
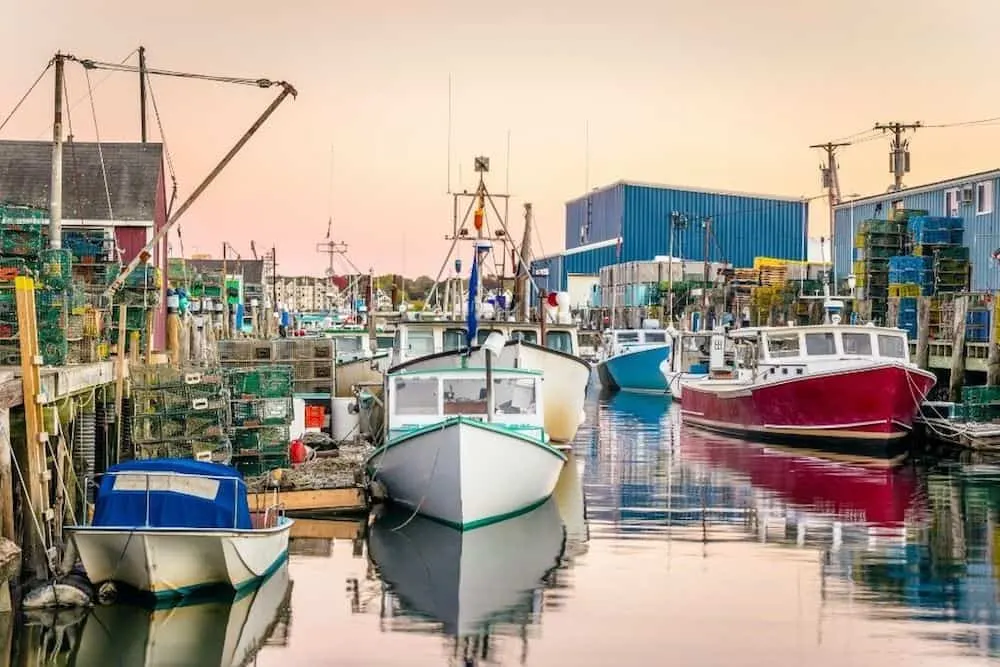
top-left (2, 0), bottom-right (999, 278)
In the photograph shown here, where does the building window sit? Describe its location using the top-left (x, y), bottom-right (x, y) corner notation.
top-left (944, 188), bottom-right (960, 216)
top-left (977, 181), bottom-right (994, 215)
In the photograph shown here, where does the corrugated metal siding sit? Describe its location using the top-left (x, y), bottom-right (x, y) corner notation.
top-left (529, 254), bottom-right (564, 293)
top-left (563, 244), bottom-right (620, 276)
top-left (621, 184), bottom-right (807, 267)
top-left (832, 174), bottom-right (1000, 291)
top-left (565, 184), bottom-right (625, 249)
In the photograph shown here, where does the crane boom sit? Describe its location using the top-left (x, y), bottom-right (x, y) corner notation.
top-left (103, 81), bottom-right (297, 300)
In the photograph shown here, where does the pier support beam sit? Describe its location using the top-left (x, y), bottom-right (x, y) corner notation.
top-left (950, 295), bottom-right (969, 403)
top-left (0, 409), bottom-right (12, 546)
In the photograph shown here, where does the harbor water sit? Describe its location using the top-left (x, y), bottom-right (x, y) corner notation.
top-left (11, 384), bottom-right (1000, 665)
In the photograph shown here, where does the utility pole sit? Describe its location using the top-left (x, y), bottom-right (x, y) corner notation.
top-left (874, 121), bottom-right (921, 192)
top-left (50, 52), bottom-right (66, 250)
top-left (810, 140), bottom-right (850, 286)
top-left (316, 238), bottom-right (349, 312)
top-left (138, 46), bottom-right (148, 142)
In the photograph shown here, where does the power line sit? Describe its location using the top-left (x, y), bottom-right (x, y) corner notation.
top-left (0, 59), bottom-right (53, 134)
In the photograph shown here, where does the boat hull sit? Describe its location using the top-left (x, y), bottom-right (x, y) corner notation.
top-left (391, 342), bottom-right (590, 443)
top-left (598, 345), bottom-right (671, 393)
top-left (659, 366), bottom-right (709, 401)
top-left (681, 364), bottom-right (936, 455)
top-left (367, 417), bottom-right (566, 530)
top-left (66, 518), bottom-right (293, 599)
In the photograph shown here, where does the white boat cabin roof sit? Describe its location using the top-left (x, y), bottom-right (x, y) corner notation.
top-left (725, 324), bottom-right (911, 363)
top-left (387, 367), bottom-right (545, 425)
top-left (392, 319), bottom-right (579, 357)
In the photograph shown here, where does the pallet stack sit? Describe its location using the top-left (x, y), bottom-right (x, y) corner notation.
top-left (130, 365), bottom-right (231, 462)
top-left (225, 366), bottom-right (294, 477)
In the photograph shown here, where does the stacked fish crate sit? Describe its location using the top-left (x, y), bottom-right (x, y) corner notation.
top-left (226, 365), bottom-right (294, 477)
top-left (130, 366), bottom-right (231, 462)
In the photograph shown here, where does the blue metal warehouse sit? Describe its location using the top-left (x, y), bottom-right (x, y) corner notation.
top-left (832, 169), bottom-right (1000, 292)
top-left (531, 180), bottom-right (809, 292)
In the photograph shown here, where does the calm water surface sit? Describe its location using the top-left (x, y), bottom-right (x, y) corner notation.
top-left (15, 385), bottom-right (1000, 665)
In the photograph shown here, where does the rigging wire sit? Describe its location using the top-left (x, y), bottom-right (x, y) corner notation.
top-left (0, 59), bottom-right (53, 134)
top-left (144, 69), bottom-right (179, 215)
top-left (31, 48), bottom-right (138, 140)
top-left (69, 57), bottom-right (288, 89)
top-left (83, 67), bottom-right (115, 222)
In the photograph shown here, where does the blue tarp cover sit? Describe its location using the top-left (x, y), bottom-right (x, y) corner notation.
top-left (92, 458), bottom-right (252, 530)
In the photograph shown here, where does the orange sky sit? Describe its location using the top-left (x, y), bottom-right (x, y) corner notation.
top-left (2, 0), bottom-right (999, 277)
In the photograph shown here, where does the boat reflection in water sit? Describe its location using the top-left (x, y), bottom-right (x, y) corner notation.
top-left (69, 561), bottom-right (292, 666)
top-left (368, 497), bottom-right (568, 663)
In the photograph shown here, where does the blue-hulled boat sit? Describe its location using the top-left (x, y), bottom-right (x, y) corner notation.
top-left (595, 325), bottom-right (672, 394)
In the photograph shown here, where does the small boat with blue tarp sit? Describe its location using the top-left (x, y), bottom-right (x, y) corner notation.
top-left (66, 458), bottom-right (293, 602)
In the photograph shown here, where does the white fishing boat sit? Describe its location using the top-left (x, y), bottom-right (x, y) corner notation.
top-left (368, 497), bottom-right (566, 637)
top-left (658, 329), bottom-right (713, 400)
top-left (66, 459), bottom-right (293, 601)
top-left (390, 332), bottom-right (590, 444)
top-left (71, 560), bottom-right (292, 666)
top-left (367, 335), bottom-right (567, 530)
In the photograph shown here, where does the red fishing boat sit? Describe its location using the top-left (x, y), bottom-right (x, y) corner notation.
top-left (680, 323), bottom-right (937, 457)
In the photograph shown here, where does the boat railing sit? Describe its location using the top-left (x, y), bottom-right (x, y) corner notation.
top-left (86, 469), bottom-right (249, 529)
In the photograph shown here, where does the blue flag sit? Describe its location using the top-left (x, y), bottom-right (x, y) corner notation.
top-left (466, 250), bottom-right (479, 349)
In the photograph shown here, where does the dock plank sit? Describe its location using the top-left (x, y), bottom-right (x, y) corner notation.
top-left (249, 486), bottom-right (366, 515)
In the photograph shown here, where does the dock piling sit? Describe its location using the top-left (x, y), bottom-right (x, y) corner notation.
top-left (950, 295), bottom-right (969, 402)
top-left (916, 296), bottom-right (930, 370)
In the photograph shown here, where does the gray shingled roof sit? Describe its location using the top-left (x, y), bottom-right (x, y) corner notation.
top-left (0, 140), bottom-right (163, 221)
top-left (184, 258), bottom-right (265, 285)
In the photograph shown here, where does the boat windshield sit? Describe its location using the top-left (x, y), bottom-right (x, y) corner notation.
top-left (767, 333), bottom-right (800, 358)
top-left (407, 330), bottom-right (435, 357)
top-left (511, 329), bottom-right (537, 343)
top-left (493, 377), bottom-right (537, 415)
top-left (394, 377), bottom-right (440, 415)
top-left (842, 332), bottom-right (872, 355)
top-left (336, 336), bottom-right (364, 354)
top-left (443, 378), bottom-right (487, 415)
top-left (546, 331), bottom-right (574, 354)
top-left (644, 331), bottom-right (667, 344)
top-left (616, 332), bottom-right (640, 344)
top-left (443, 328), bottom-right (465, 351)
top-left (877, 334), bottom-right (906, 359)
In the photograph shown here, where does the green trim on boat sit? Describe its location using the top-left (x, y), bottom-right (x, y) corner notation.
top-left (388, 367), bottom-right (543, 378)
top-left (365, 415), bottom-right (566, 470)
top-left (414, 494), bottom-right (554, 532)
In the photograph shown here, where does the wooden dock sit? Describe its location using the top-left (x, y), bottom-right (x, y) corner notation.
top-left (249, 486), bottom-right (367, 516)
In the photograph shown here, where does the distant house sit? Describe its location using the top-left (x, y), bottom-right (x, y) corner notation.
top-left (0, 140), bottom-right (168, 346)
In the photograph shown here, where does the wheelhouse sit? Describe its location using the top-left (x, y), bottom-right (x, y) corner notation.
top-left (391, 320), bottom-right (579, 365)
top-left (386, 368), bottom-right (546, 441)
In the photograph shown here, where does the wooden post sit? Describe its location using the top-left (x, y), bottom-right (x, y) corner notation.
top-left (887, 298), bottom-right (899, 332)
top-left (114, 305), bottom-right (128, 462)
top-left (0, 409), bottom-right (12, 544)
top-left (14, 277), bottom-right (52, 579)
top-left (988, 292), bottom-right (1000, 386)
top-left (144, 309), bottom-right (154, 363)
top-left (916, 296), bottom-right (930, 370)
top-left (949, 295), bottom-right (968, 403)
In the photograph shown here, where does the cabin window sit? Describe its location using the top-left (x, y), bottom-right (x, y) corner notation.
top-left (842, 332), bottom-right (872, 356)
top-left (407, 331), bottom-right (435, 357)
top-left (546, 331), bottom-right (574, 354)
top-left (617, 332), bottom-right (640, 343)
top-left (477, 329), bottom-right (503, 345)
top-left (393, 378), bottom-right (440, 416)
top-left (877, 334), bottom-right (906, 359)
top-left (644, 331), bottom-right (667, 344)
top-left (376, 335), bottom-right (394, 350)
top-left (442, 328), bottom-right (466, 351)
top-left (804, 332), bottom-right (836, 356)
top-left (336, 336), bottom-right (364, 354)
top-left (443, 378), bottom-right (488, 415)
top-left (511, 329), bottom-right (537, 343)
top-left (493, 377), bottom-right (537, 415)
top-left (767, 334), bottom-right (800, 358)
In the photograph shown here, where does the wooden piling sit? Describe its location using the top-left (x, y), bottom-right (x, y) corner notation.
top-left (949, 295), bottom-right (969, 403)
top-left (887, 298), bottom-right (899, 333)
top-left (14, 277), bottom-right (52, 579)
top-left (916, 296), bottom-right (930, 370)
top-left (988, 292), bottom-right (1000, 386)
top-left (0, 409), bottom-right (12, 545)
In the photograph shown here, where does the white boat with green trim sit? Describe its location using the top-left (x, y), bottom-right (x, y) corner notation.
top-left (366, 364), bottom-right (566, 531)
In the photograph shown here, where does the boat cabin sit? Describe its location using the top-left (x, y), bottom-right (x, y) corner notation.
top-left (601, 328), bottom-right (670, 357)
top-left (726, 324), bottom-right (913, 378)
top-left (390, 319), bottom-right (579, 366)
top-left (386, 368), bottom-right (546, 441)
top-left (666, 331), bottom-right (714, 375)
